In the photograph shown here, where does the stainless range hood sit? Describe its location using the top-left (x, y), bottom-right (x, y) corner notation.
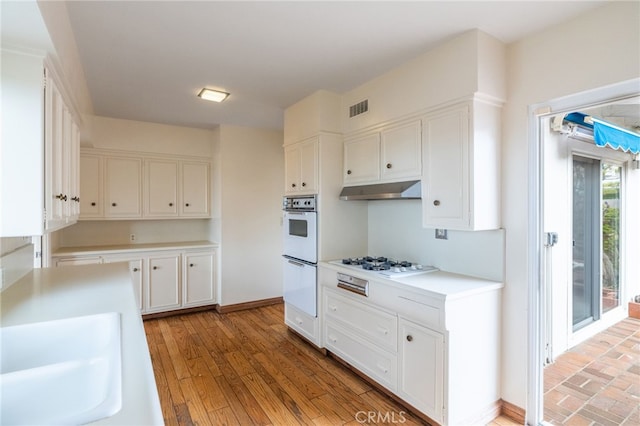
top-left (339, 180), bottom-right (422, 200)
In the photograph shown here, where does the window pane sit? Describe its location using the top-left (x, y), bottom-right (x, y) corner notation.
top-left (602, 163), bottom-right (621, 313)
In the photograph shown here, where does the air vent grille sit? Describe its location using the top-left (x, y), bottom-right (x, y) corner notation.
top-left (349, 100), bottom-right (369, 118)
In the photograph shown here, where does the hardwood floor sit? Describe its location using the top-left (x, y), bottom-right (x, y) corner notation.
top-left (144, 303), bottom-right (516, 425)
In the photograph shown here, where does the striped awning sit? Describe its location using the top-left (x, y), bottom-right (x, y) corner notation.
top-left (565, 112), bottom-right (640, 154)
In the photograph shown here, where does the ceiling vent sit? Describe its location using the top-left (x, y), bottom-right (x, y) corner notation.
top-left (349, 99), bottom-right (368, 118)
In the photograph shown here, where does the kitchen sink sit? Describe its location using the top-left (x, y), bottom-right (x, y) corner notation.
top-left (0, 312), bottom-right (122, 425)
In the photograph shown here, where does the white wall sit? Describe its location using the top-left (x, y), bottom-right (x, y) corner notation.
top-left (502, 0), bottom-right (640, 411)
top-left (367, 200), bottom-right (504, 282)
top-left (342, 29), bottom-right (506, 133)
top-left (213, 125), bottom-right (284, 306)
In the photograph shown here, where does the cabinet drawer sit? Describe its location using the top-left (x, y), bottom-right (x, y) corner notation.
top-left (325, 321), bottom-right (397, 391)
top-left (324, 289), bottom-right (397, 351)
top-left (284, 303), bottom-right (320, 347)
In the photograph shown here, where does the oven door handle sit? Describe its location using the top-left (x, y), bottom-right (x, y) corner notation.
top-left (287, 259), bottom-right (305, 267)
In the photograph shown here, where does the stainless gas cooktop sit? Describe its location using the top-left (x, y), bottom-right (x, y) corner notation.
top-left (329, 256), bottom-right (438, 279)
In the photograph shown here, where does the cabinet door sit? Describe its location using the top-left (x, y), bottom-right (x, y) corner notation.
top-left (79, 154), bottom-right (103, 218)
top-left (344, 133), bottom-right (380, 185)
top-left (44, 77), bottom-right (67, 230)
top-left (298, 139), bottom-right (318, 194)
top-left (146, 159), bottom-right (178, 217)
top-left (381, 120), bottom-right (421, 181)
top-left (181, 162), bottom-right (210, 217)
top-left (103, 256), bottom-right (144, 312)
top-left (129, 259), bottom-right (144, 312)
top-left (105, 157), bottom-right (142, 218)
top-left (284, 145), bottom-right (301, 194)
top-left (183, 251), bottom-right (215, 307)
top-left (398, 318), bottom-right (444, 423)
top-left (68, 119), bottom-right (81, 219)
top-left (422, 106), bottom-right (469, 229)
top-left (147, 255), bottom-right (180, 313)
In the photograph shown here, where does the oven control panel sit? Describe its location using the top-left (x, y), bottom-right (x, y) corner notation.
top-left (283, 195), bottom-right (316, 211)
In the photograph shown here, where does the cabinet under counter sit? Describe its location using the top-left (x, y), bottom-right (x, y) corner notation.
top-left (319, 261), bottom-right (503, 425)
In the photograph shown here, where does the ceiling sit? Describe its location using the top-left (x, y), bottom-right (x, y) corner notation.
top-left (2, 1), bottom-right (623, 131)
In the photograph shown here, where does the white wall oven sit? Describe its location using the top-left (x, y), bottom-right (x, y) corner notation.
top-left (282, 195), bottom-right (317, 317)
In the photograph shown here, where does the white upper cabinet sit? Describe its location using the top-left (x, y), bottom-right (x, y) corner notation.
top-left (79, 154), bottom-right (104, 218)
top-left (181, 161), bottom-right (210, 217)
top-left (284, 137), bottom-right (318, 195)
top-left (145, 159), bottom-right (178, 217)
top-left (0, 50), bottom-right (80, 236)
top-left (105, 157), bottom-right (143, 218)
top-left (343, 133), bottom-right (380, 185)
top-left (80, 149), bottom-right (211, 220)
top-left (422, 99), bottom-right (501, 230)
top-left (380, 121), bottom-right (422, 181)
top-left (344, 119), bottom-right (421, 186)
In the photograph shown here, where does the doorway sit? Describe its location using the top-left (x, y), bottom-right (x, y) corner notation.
top-left (527, 80), bottom-right (640, 426)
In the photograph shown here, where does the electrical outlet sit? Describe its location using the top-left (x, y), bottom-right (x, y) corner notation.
top-left (435, 229), bottom-right (448, 240)
top-left (130, 234), bottom-right (136, 242)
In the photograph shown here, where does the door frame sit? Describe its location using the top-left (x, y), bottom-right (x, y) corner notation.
top-left (526, 78), bottom-right (639, 425)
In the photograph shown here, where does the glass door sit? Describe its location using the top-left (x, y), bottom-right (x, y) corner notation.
top-left (572, 156), bottom-right (600, 330)
top-left (572, 156), bottom-right (623, 331)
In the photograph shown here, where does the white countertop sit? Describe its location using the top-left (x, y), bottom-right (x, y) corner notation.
top-left (0, 263), bottom-right (164, 425)
top-left (53, 240), bottom-right (218, 257)
top-left (321, 261), bottom-right (503, 300)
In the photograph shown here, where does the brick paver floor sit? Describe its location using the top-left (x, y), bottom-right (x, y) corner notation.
top-left (544, 317), bottom-right (640, 425)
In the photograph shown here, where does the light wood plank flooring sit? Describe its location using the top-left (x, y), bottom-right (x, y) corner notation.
top-left (144, 303), bottom-right (518, 425)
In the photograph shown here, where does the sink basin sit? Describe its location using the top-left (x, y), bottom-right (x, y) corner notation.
top-left (1, 312), bottom-right (122, 425)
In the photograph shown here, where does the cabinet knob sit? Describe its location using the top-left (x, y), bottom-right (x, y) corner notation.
top-left (406, 335), bottom-right (413, 342)
top-left (56, 194), bottom-right (68, 201)
top-left (91, 202), bottom-right (96, 206)
top-left (291, 183), bottom-right (296, 188)
top-left (347, 170), bottom-right (352, 175)
top-left (112, 202), bottom-right (117, 207)
top-left (433, 200), bottom-right (440, 206)
top-left (133, 267), bottom-right (139, 272)
top-left (189, 263), bottom-right (195, 267)
top-left (153, 266), bottom-right (158, 270)
top-left (386, 163), bottom-right (392, 169)
top-left (71, 196), bottom-right (80, 202)
top-left (301, 182), bottom-right (306, 187)
top-left (185, 203), bottom-right (190, 207)
top-left (169, 202), bottom-right (173, 207)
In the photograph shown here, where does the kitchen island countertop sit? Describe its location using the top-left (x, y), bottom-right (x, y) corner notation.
top-left (0, 263), bottom-right (164, 425)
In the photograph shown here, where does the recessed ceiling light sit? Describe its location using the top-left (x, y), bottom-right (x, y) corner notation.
top-left (198, 88), bottom-right (229, 103)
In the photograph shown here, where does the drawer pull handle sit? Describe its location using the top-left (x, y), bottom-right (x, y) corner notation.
top-left (133, 268), bottom-right (139, 272)
top-left (386, 163), bottom-right (392, 169)
top-left (329, 335), bottom-right (337, 343)
top-left (433, 200), bottom-right (440, 206)
top-left (330, 305), bottom-right (337, 312)
top-left (377, 327), bottom-right (388, 335)
top-left (377, 364), bottom-right (388, 373)
top-left (406, 335), bottom-right (413, 342)
top-left (295, 317), bottom-right (303, 325)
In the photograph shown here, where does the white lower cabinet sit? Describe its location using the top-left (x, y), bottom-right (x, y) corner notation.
top-left (398, 317), bottom-right (444, 423)
top-left (320, 265), bottom-right (502, 425)
top-left (147, 254), bottom-right (181, 313)
top-left (53, 245), bottom-right (217, 315)
top-left (284, 303), bottom-right (320, 347)
top-left (182, 250), bottom-right (216, 307)
top-left (325, 320), bottom-right (398, 391)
